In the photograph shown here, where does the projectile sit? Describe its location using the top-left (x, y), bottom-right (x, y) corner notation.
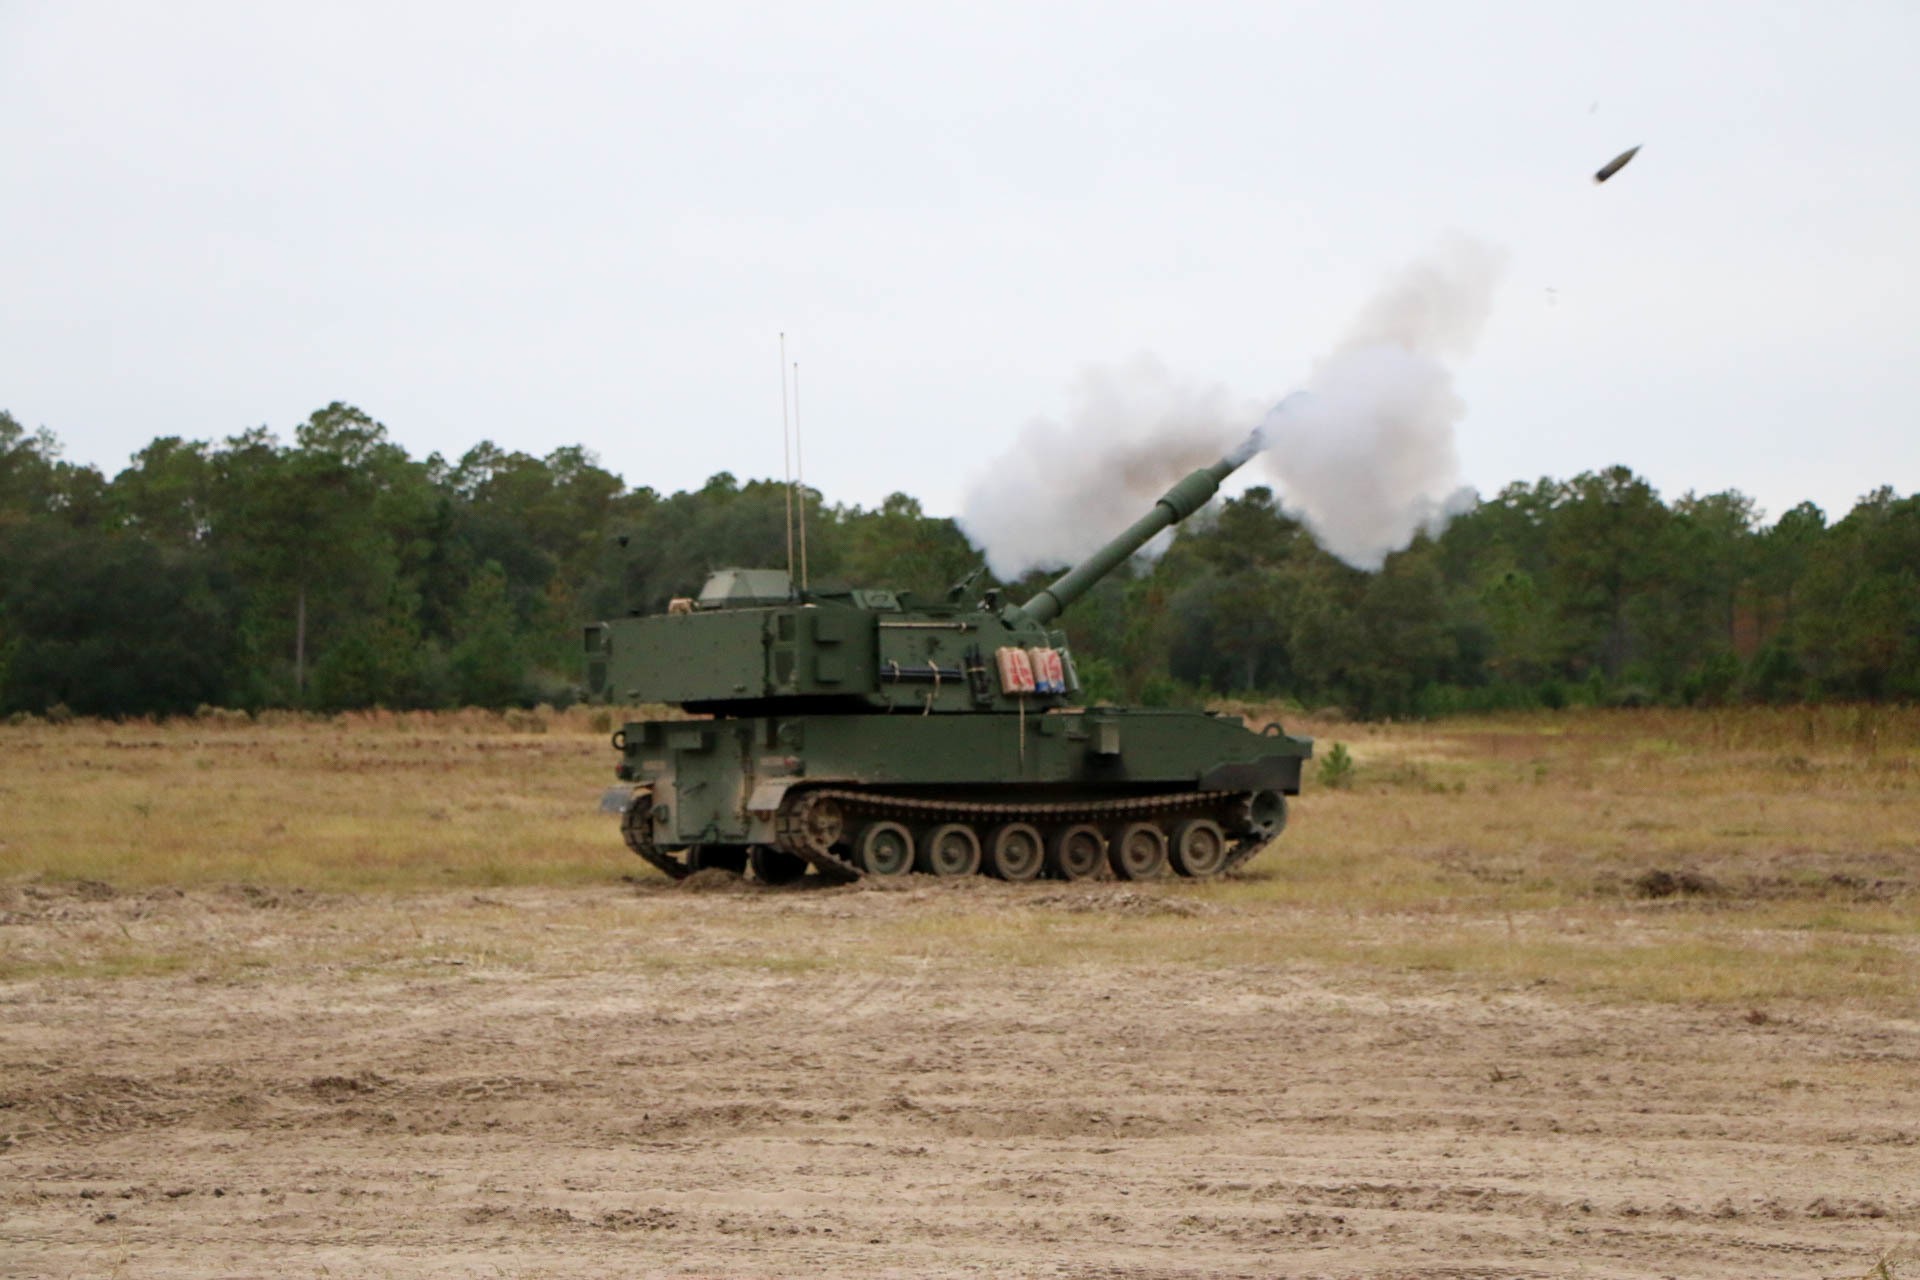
top-left (1593, 144), bottom-right (1641, 184)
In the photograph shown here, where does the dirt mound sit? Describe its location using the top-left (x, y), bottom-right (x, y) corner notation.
top-left (0, 880), bottom-right (123, 924)
top-left (677, 867), bottom-right (750, 893)
top-left (306, 1071), bottom-right (388, 1100)
top-left (221, 883), bottom-right (316, 910)
top-left (1630, 867), bottom-right (1722, 898)
top-left (1024, 887), bottom-right (1205, 916)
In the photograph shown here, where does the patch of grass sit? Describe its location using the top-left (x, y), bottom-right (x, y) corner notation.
top-left (848, 898), bottom-right (1920, 1007)
top-left (0, 946), bottom-right (200, 982)
top-left (0, 713), bottom-right (633, 890)
top-left (4, 705), bottom-right (1918, 1011)
top-left (1306, 927), bottom-right (1920, 1006)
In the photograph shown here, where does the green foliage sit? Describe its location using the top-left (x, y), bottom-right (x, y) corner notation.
top-left (1743, 640), bottom-right (1805, 704)
top-left (0, 522), bottom-right (236, 716)
top-left (2, 403), bottom-right (1917, 718)
top-left (832, 492), bottom-right (980, 604)
top-left (1136, 674), bottom-right (1180, 709)
top-left (1317, 741), bottom-right (1355, 789)
top-left (1792, 489), bottom-right (1920, 698)
top-left (310, 589), bottom-right (438, 711)
top-left (1, 410), bottom-right (110, 527)
top-left (450, 563), bottom-right (527, 709)
top-left (1074, 654), bottom-right (1123, 705)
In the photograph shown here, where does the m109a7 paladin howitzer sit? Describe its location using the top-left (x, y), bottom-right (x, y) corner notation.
top-left (584, 431), bottom-right (1312, 884)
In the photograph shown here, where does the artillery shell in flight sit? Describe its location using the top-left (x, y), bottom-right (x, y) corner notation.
top-left (1593, 144), bottom-right (1641, 184)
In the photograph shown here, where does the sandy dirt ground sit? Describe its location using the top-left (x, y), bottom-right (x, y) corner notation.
top-left (3, 880), bottom-right (1916, 1279)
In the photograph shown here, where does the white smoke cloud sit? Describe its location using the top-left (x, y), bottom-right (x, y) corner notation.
top-left (956, 355), bottom-right (1258, 576)
top-left (1258, 235), bottom-right (1502, 567)
top-left (958, 236), bottom-right (1504, 575)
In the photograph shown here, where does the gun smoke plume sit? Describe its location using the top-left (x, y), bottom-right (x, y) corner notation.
top-left (1256, 235), bottom-right (1500, 567)
top-left (959, 236), bottom-right (1503, 575)
top-left (958, 356), bottom-right (1258, 577)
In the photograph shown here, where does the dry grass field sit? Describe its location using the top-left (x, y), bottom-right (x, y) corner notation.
top-left (3, 705), bottom-right (1918, 1277)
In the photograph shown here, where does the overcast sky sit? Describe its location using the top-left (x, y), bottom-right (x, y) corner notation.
top-left (4, 2), bottom-right (1916, 532)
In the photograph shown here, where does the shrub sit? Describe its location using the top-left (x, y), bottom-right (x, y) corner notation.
top-left (1317, 741), bottom-right (1355, 789)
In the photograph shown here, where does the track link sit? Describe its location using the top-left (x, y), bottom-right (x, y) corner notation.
top-left (775, 787), bottom-right (1275, 881)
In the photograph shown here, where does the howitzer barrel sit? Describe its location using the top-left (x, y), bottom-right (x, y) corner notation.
top-left (1012, 431), bottom-right (1261, 627)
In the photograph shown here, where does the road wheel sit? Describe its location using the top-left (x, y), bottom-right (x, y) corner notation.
top-left (1045, 823), bottom-right (1106, 881)
top-left (917, 823), bottom-right (982, 877)
top-left (854, 821), bottom-right (916, 877)
top-left (1169, 818), bottom-right (1229, 878)
top-left (985, 822), bottom-right (1045, 882)
top-left (749, 844), bottom-right (808, 885)
top-left (1108, 822), bottom-right (1168, 881)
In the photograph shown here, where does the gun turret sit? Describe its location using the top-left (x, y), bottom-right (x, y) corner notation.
top-left (586, 427), bottom-right (1270, 716)
top-left (1008, 429), bottom-right (1263, 628)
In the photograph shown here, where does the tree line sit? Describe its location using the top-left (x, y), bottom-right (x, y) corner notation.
top-left (3, 404), bottom-right (1916, 719)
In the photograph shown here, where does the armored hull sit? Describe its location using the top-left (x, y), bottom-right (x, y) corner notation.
top-left (588, 430), bottom-right (1312, 883)
top-left (608, 707), bottom-right (1307, 882)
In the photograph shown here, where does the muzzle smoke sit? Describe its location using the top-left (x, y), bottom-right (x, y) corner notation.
top-left (958, 237), bottom-right (1503, 575)
top-left (957, 355), bottom-right (1257, 577)
top-left (1256, 235), bottom-right (1500, 567)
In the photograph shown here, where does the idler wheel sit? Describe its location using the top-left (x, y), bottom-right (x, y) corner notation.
top-left (1108, 822), bottom-right (1168, 881)
top-left (918, 823), bottom-right (982, 877)
top-left (1169, 818), bottom-right (1228, 878)
top-left (985, 822), bottom-right (1045, 882)
top-left (749, 844), bottom-right (808, 886)
top-left (854, 821), bottom-right (916, 877)
top-left (621, 790), bottom-right (692, 880)
top-left (1046, 824), bottom-right (1106, 881)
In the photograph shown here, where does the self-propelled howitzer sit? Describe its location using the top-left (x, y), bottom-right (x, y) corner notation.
top-left (584, 432), bottom-right (1312, 884)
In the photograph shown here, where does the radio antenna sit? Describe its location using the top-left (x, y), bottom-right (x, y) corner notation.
top-left (779, 333), bottom-right (795, 592)
top-left (793, 360), bottom-right (809, 589)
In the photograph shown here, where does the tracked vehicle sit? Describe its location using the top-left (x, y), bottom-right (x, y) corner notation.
top-left (585, 433), bottom-right (1311, 883)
